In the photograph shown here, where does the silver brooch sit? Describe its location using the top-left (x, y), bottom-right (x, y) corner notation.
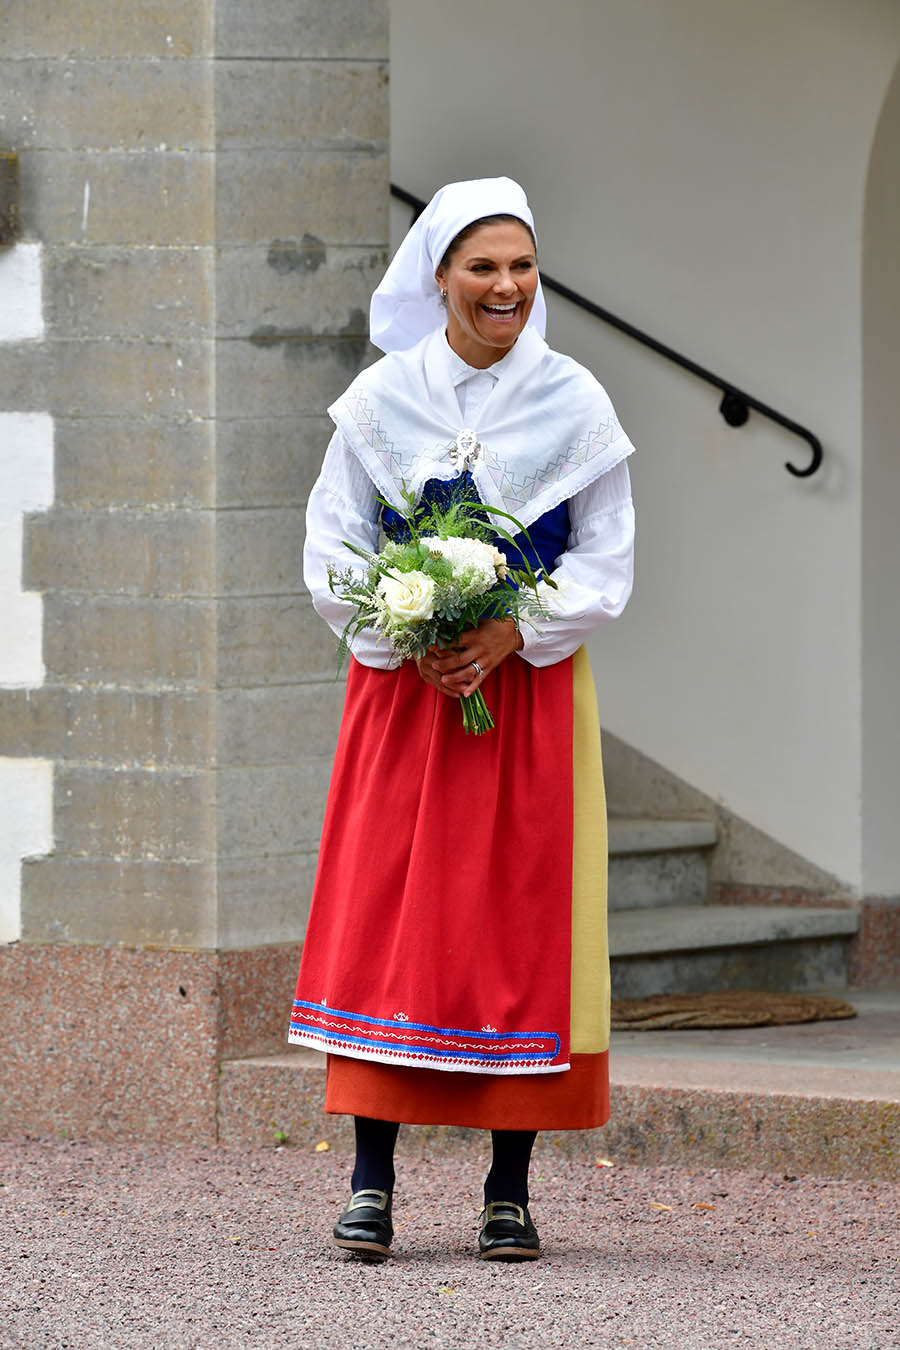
top-left (448, 427), bottom-right (482, 470)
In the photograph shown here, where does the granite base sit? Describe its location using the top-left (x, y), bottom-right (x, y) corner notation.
top-left (0, 941), bottom-right (303, 1142)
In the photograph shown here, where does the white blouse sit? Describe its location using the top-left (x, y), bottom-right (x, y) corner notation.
top-left (303, 352), bottom-right (635, 670)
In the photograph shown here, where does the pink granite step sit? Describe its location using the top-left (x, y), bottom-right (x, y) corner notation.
top-left (218, 991), bottom-right (900, 1181)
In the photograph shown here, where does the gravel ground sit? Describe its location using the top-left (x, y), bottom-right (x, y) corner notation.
top-left (1, 1138), bottom-right (896, 1350)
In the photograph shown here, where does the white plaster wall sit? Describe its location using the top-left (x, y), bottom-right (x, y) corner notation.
top-left (0, 758), bottom-right (53, 941)
top-left (0, 241), bottom-right (55, 938)
top-left (391, 0), bottom-right (900, 889)
top-left (0, 244), bottom-right (44, 342)
top-left (0, 412), bottom-right (54, 685)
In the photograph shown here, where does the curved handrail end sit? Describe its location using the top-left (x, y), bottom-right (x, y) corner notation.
top-left (786, 434), bottom-right (823, 478)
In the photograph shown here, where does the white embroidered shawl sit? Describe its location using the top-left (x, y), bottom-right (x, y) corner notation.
top-left (329, 326), bottom-right (635, 531)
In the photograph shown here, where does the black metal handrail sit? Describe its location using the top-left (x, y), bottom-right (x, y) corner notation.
top-left (391, 183), bottom-right (822, 478)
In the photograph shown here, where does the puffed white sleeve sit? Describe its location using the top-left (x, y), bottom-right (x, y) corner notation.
top-left (517, 459), bottom-right (635, 668)
top-left (303, 428), bottom-right (400, 669)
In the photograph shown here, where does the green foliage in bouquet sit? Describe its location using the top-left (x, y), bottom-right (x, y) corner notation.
top-left (327, 487), bottom-right (555, 734)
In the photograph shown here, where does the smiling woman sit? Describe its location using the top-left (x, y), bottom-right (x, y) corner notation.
top-left (291, 177), bottom-right (636, 1265)
top-left (435, 215), bottom-right (539, 367)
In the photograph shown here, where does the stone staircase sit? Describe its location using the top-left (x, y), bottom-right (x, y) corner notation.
top-left (608, 817), bottom-right (859, 997)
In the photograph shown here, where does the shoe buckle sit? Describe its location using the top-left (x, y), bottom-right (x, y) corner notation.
top-left (348, 1189), bottom-right (389, 1211)
top-left (484, 1201), bottom-right (526, 1226)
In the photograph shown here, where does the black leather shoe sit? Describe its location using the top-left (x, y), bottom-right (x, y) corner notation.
top-left (478, 1200), bottom-right (541, 1261)
top-left (332, 1188), bottom-right (393, 1262)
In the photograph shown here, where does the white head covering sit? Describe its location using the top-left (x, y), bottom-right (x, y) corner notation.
top-left (370, 177), bottom-right (548, 354)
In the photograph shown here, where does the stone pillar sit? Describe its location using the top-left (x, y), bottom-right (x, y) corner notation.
top-left (0, 0), bottom-right (388, 1141)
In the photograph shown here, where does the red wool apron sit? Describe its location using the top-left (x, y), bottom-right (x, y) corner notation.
top-left (290, 648), bottom-right (611, 1128)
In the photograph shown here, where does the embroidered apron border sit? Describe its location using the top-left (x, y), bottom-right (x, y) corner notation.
top-left (290, 998), bottom-right (562, 1063)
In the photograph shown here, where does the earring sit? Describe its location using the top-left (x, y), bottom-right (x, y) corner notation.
top-left (440, 288), bottom-right (447, 303)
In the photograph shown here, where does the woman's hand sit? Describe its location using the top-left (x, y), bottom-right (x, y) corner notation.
top-left (416, 617), bottom-right (524, 699)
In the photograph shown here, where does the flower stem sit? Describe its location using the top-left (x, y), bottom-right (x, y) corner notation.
top-left (460, 689), bottom-right (495, 735)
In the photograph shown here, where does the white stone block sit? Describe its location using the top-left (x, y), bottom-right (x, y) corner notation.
top-left (0, 413), bottom-right (54, 686)
top-left (0, 520), bottom-right (43, 684)
top-left (0, 757), bottom-right (53, 943)
top-left (0, 244), bottom-right (44, 342)
top-left (0, 412), bottom-right (55, 522)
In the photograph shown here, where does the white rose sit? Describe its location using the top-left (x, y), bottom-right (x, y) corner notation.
top-left (489, 546), bottom-right (508, 581)
top-left (377, 570), bottom-right (436, 623)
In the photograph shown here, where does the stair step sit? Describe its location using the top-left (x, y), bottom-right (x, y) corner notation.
top-left (608, 818), bottom-right (716, 910)
top-left (608, 851), bottom-right (708, 910)
top-left (609, 903), bottom-right (858, 955)
top-left (609, 903), bottom-right (859, 998)
top-left (608, 818), bottom-right (717, 854)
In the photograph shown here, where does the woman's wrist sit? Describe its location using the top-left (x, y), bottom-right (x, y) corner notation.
top-left (491, 616), bottom-right (522, 654)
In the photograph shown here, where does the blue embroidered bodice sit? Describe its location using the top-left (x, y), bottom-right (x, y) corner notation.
top-left (380, 472), bottom-right (570, 576)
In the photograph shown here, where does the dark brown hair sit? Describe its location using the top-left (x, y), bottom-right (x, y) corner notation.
top-left (438, 214), bottom-right (537, 272)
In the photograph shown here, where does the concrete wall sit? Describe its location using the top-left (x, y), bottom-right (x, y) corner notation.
top-left (390, 0), bottom-right (900, 894)
top-left (0, 0), bottom-right (389, 1140)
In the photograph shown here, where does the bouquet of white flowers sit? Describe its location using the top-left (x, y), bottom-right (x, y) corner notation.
top-left (328, 489), bottom-right (554, 734)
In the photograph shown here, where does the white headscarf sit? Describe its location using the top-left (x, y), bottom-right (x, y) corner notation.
top-left (370, 177), bottom-right (548, 354)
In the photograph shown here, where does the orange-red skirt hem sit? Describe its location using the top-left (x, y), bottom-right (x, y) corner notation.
top-left (324, 1050), bottom-right (609, 1131)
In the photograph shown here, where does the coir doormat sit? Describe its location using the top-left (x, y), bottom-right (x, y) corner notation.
top-left (610, 990), bottom-right (857, 1031)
